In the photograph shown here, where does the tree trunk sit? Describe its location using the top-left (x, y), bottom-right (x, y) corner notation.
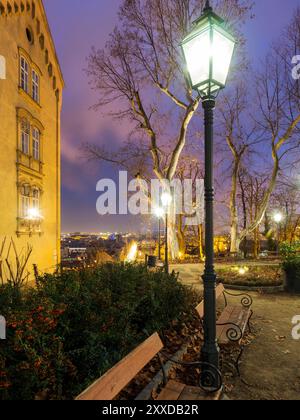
top-left (230, 217), bottom-right (240, 254)
top-left (228, 145), bottom-right (242, 255)
top-left (253, 227), bottom-right (260, 259)
top-left (177, 215), bottom-right (186, 257)
top-left (168, 206), bottom-right (179, 260)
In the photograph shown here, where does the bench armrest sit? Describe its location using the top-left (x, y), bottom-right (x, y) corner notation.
top-left (158, 350), bottom-right (223, 393)
top-left (216, 322), bottom-right (243, 342)
top-left (223, 290), bottom-right (253, 308)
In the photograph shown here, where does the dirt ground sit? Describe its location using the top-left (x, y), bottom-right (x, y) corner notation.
top-left (173, 265), bottom-right (300, 400)
top-left (224, 292), bottom-right (300, 400)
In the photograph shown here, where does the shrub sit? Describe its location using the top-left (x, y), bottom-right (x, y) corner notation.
top-left (281, 242), bottom-right (300, 293)
top-left (0, 263), bottom-right (197, 400)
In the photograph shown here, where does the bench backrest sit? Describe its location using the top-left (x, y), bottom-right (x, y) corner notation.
top-left (195, 283), bottom-right (225, 319)
top-left (76, 333), bottom-right (164, 401)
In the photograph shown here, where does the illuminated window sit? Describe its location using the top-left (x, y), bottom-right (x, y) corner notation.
top-left (20, 185), bottom-right (30, 218)
top-left (20, 56), bottom-right (29, 92)
top-left (32, 188), bottom-right (40, 210)
top-left (32, 70), bottom-right (39, 102)
top-left (32, 127), bottom-right (40, 160)
top-left (21, 119), bottom-right (30, 155)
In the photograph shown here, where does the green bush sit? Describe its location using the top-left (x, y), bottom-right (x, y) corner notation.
top-left (281, 242), bottom-right (300, 293)
top-left (0, 263), bottom-right (197, 400)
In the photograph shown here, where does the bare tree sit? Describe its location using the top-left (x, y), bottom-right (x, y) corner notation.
top-left (0, 237), bottom-right (32, 288)
top-left (220, 10), bottom-right (300, 254)
top-left (271, 181), bottom-right (300, 244)
top-left (218, 82), bottom-right (264, 253)
top-left (85, 0), bottom-right (252, 258)
top-left (175, 153), bottom-right (204, 255)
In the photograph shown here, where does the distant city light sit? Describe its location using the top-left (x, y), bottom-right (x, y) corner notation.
top-left (126, 242), bottom-right (138, 263)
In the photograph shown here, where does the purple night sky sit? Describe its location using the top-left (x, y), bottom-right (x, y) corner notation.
top-left (43, 0), bottom-right (300, 233)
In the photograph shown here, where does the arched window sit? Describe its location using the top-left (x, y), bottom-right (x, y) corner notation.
top-left (32, 69), bottom-right (39, 102)
top-left (20, 56), bottom-right (29, 92)
top-left (21, 119), bottom-right (30, 155)
top-left (32, 127), bottom-right (40, 160)
top-left (20, 185), bottom-right (30, 218)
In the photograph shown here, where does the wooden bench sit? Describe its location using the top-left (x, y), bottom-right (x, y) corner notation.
top-left (76, 332), bottom-right (222, 401)
top-left (196, 283), bottom-right (253, 376)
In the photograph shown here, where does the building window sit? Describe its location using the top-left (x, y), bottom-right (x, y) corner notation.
top-left (20, 56), bottom-right (29, 92)
top-left (32, 127), bottom-right (40, 160)
top-left (20, 185), bottom-right (30, 218)
top-left (26, 27), bottom-right (34, 44)
top-left (32, 70), bottom-right (39, 102)
top-left (21, 119), bottom-right (30, 155)
top-left (32, 188), bottom-right (40, 211)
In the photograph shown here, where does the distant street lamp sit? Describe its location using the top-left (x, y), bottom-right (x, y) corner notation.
top-left (273, 212), bottom-right (283, 224)
top-left (161, 192), bottom-right (172, 274)
top-left (273, 212), bottom-right (283, 255)
top-left (154, 207), bottom-right (164, 260)
top-left (181, 0), bottom-right (235, 388)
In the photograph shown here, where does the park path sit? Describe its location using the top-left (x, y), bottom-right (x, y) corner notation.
top-left (228, 293), bottom-right (300, 400)
top-left (172, 263), bottom-right (300, 400)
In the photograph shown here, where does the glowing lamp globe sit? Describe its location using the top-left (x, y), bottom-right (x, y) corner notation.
top-left (273, 213), bottom-right (283, 224)
top-left (181, 2), bottom-right (235, 97)
top-left (154, 207), bottom-right (165, 219)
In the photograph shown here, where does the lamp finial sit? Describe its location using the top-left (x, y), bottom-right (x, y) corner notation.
top-left (204, 0), bottom-right (212, 12)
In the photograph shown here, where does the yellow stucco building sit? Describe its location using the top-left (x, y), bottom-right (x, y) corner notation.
top-left (0, 0), bottom-right (63, 276)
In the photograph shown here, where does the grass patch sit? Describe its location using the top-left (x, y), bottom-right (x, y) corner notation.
top-left (216, 266), bottom-right (283, 287)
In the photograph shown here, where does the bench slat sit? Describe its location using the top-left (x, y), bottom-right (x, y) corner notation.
top-left (195, 283), bottom-right (225, 318)
top-left (179, 384), bottom-right (222, 401)
top-left (156, 381), bottom-right (222, 401)
top-left (216, 305), bottom-right (236, 341)
top-left (217, 306), bottom-right (251, 345)
top-left (76, 333), bottom-right (164, 401)
top-left (156, 380), bottom-right (186, 400)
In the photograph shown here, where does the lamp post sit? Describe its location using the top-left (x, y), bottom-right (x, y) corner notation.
top-left (273, 212), bottom-right (283, 256)
top-left (154, 207), bottom-right (164, 260)
top-left (161, 192), bottom-right (172, 274)
top-left (181, 0), bottom-right (235, 387)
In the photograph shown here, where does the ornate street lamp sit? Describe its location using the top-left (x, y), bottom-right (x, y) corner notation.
top-left (181, 0), bottom-right (236, 388)
top-left (161, 192), bottom-right (172, 274)
top-left (181, 0), bottom-right (235, 98)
